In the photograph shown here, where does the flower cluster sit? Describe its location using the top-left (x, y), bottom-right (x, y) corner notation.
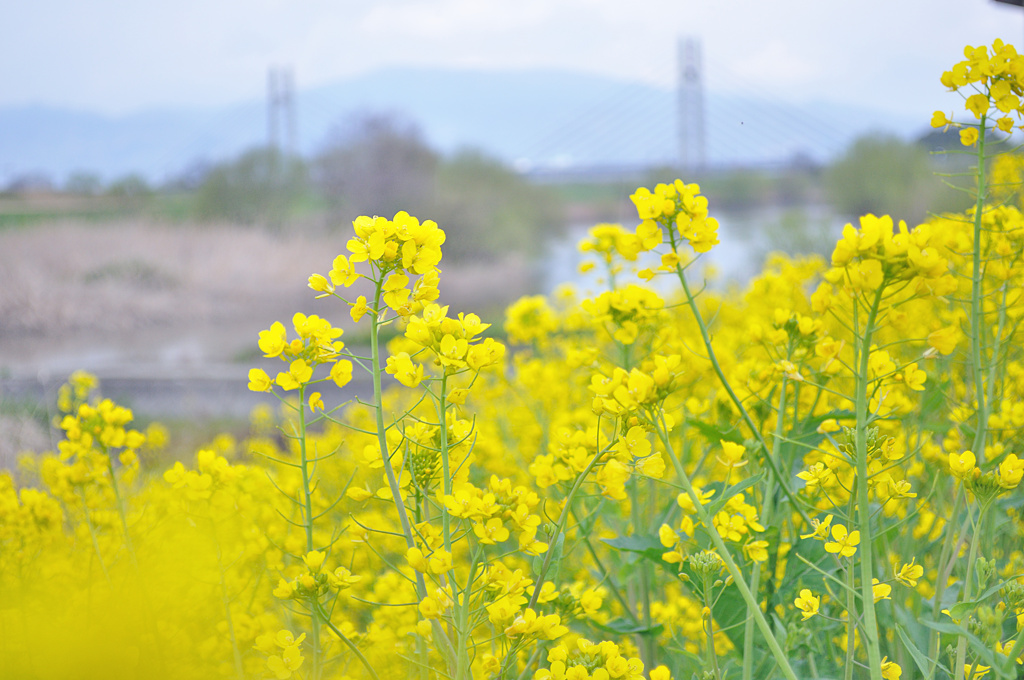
top-left (8, 40), bottom-right (1024, 680)
top-left (249, 312), bottom-right (353, 395)
top-left (630, 180), bottom-right (719, 255)
top-left (932, 40), bottom-right (1024, 144)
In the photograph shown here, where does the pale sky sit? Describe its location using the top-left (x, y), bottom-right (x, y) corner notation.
top-left (3, 0), bottom-right (1022, 118)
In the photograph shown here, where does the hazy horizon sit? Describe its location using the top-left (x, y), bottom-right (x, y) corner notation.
top-left (4, 0), bottom-right (1021, 119)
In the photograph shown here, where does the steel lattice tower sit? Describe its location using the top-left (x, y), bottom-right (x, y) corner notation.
top-left (677, 37), bottom-right (706, 172)
top-left (267, 66), bottom-right (296, 156)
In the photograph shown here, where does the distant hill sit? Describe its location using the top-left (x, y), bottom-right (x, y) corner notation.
top-left (0, 67), bottom-right (927, 186)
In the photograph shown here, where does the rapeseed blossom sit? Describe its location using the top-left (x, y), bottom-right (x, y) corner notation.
top-left (6, 39), bottom-right (1024, 680)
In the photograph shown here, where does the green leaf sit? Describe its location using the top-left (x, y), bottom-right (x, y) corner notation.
top-left (784, 537), bottom-right (834, 585)
top-left (600, 534), bottom-right (668, 565)
top-left (948, 600), bottom-right (980, 622)
top-left (591, 617), bottom-right (664, 636)
top-left (706, 471), bottom-right (766, 516)
top-left (947, 579), bottom-right (1012, 622)
top-left (918, 619), bottom-right (1009, 678)
top-left (708, 579), bottom-right (754, 654)
top-left (787, 410), bottom-right (854, 443)
top-left (896, 622), bottom-right (946, 679)
top-left (602, 533), bottom-right (762, 656)
top-left (685, 418), bottom-right (743, 445)
top-left (532, 533), bottom-right (565, 581)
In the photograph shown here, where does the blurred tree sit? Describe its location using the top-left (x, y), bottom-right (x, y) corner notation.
top-left (313, 113), bottom-right (438, 219)
top-left (434, 150), bottom-right (563, 261)
top-left (313, 113), bottom-right (562, 261)
top-left (4, 173), bottom-right (54, 195)
top-left (64, 171), bottom-right (103, 196)
top-left (106, 174), bottom-right (152, 200)
top-left (703, 168), bottom-right (773, 209)
top-left (825, 133), bottom-right (969, 223)
top-left (195, 148), bottom-right (307, 224)
top-left (164, 160), bottom-right (213, 192)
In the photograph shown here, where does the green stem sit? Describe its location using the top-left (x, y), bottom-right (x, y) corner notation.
top-left (954, 501), bottom-right (992, 680)
top-left (970, 115), bottom-right (989, 460)
top-left (454, 546), bottom-right (482, 680)
top-left (853, 287), bottom-right (885, 680)
top-left (78, 490), bottom-right (112, 584)
top-left (211, 519), bottom-right (245, 680)
top-left (296, 384), bottom-right (322, 680)
top-left (106, 455), bottom-right (138, 567)
top-left (743, 377), bottom-right (786, 680)
top-left (569, 506), bottom-right (641, 625)
top-left (703, 579), bottom-right (724, 680)
top-left (655, 412), bottom-right (798, 680)
top-left (928, 487), bottom-right (965, 680)
top-left (316, 603), bottom-right (382, 680)
top-left (630, 475), bottom-right (655, 668)
top-left (106, 454), bottom-right (167, 673)
top-left (527, 445), bottom-right (607, 610)
top-left (669, 238), bottom-right (811, 529)
top-left (370, 280), bottom-right (421, 561)
top-left (437, 373), bottom-right (453, 554)
top-left (367, 277), bottom-right (457, 671)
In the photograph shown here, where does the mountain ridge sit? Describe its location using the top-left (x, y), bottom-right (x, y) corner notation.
top-left (0, 66), bottom-right (926, 185)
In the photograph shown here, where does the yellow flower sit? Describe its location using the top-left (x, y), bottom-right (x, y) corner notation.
top-left (800, 514), bottom-right (833, 541)
top-left (797, 462), bottom-right (833, 490)
top-left (894, 559), bottom-right (924, 587)
top-left (965, 93), bottom-right (990, 119)
top-left (650, 666), bottom-right (671, 680)
top-left (997, 453), bottom-right (1024, 489)
top-left (330, 359), bottom-right (353, 388)
top-left (931, 110), bottom-right (951, 128)
top-left (405, 547), bottom-right (429, 573)
top-left (794, 589), bottom-right (820, 620)
top-left (659, 523), bottom-right (677, 548)
top-left (872, 578), bottom-right (892, 603)
top-left (949, 450), bottom-right (977, 481)
top-left (579, 588), bottom-right (603, 615)
top-left (995, 640), bottom-right (1023, 665)
top-left (428, 548), bottom-right (453, 574)
top-left (273, 579), bottom-right (296, 599)
top-left (267, 644), bottom-right (304, 679)
top-left (473, 518), bottom-right (510, 545)
top-left (248, 368), bottom-right (273, 392)
top-left (385, 352), bottom-right (424, 388)
top-left (329, 253), bottom-right (359, 287)
top-left (327, 566), bottom-right (361, 590)
top-left (382, 273), bottom-right (410, 311)
top-left (307, 273), bottom-right (333, 296)
top-left (349, 295), bottom-right (369, 323)
top-left (717, 440), bottom-right (747, 469)
top-left (899, 363), bottom-right (927, 391)
top-left (880, 656), bottom-right (902, 680)
top-left (927, 326), bottom-right (958, 355)
top-left (303, 550), bottom-right (326, 572)
top-left (960, 127), bottom-right (979, 146)
top-left (276, 359), bottom-right (314, 391)
top-left (259, 321), bottom-right (288, 358)
top-left (743, 538), bottom-right (769, 563)
top-left (824, 524), bottom-right (860, 558)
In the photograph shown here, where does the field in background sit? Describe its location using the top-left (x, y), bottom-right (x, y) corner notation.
top-left (0, 218), bottom-right (535, 466)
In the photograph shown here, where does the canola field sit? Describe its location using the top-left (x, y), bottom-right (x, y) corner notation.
top-left (3, 41), bottom-right (1024, 680)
